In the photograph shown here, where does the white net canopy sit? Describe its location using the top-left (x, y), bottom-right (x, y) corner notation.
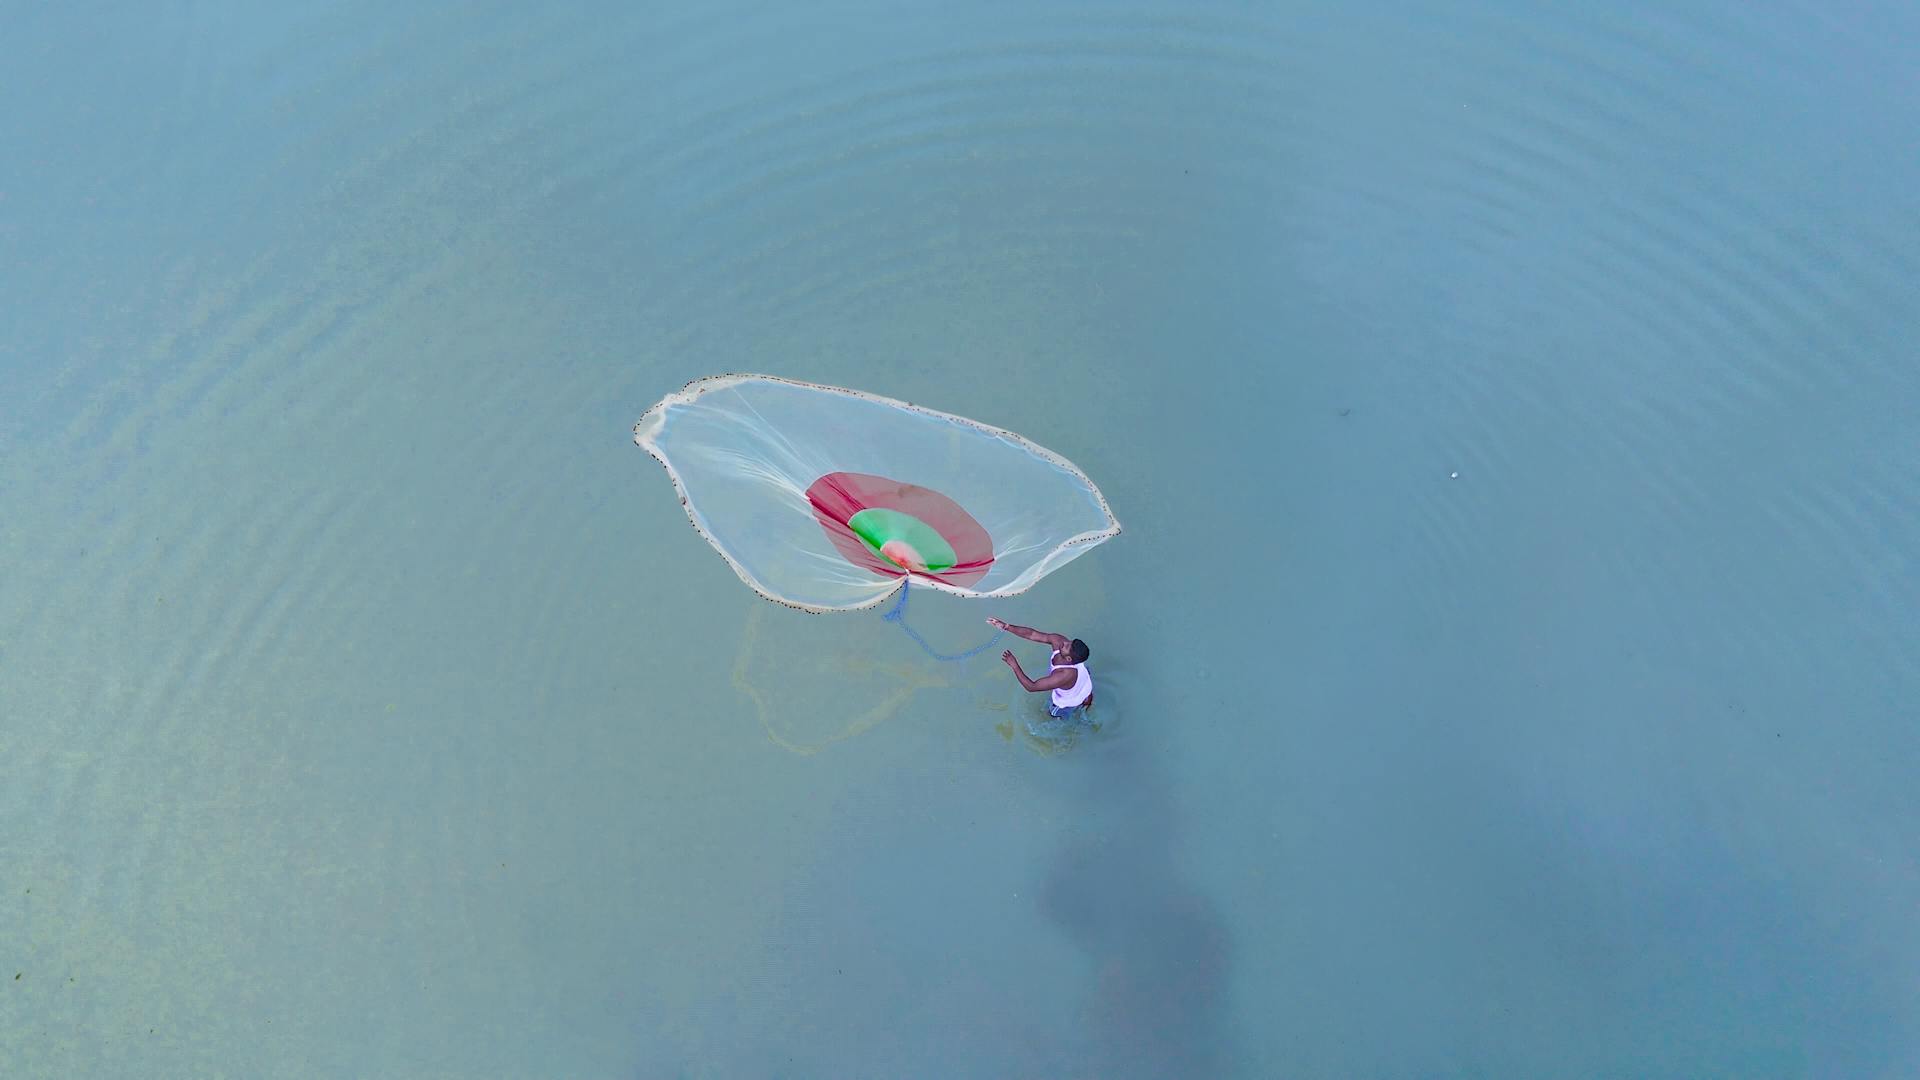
top-left (634, 375), bottom-right (1121, 612)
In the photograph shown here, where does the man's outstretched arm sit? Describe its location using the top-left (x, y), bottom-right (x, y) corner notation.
top-left (987, 617), bottom-right (1068, 650)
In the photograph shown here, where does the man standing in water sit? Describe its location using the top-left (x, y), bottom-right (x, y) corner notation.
top-left (988, 617), bottom-right (1094, 719)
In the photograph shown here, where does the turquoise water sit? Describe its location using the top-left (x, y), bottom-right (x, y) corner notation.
top-left (4, 2), bottom-right (1917, 1076)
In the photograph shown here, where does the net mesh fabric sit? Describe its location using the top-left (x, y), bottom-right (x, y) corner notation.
top-left (634, 374), bottom-right (1120, 613)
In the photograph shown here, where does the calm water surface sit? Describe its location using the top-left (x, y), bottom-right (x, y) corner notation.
top-left (3, 2), bottom-right (1916, 1077)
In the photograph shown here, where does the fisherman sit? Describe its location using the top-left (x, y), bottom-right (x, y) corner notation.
top-left (988, 617), bottom-right (1093, 720)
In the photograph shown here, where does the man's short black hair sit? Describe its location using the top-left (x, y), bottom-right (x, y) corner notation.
top-left (1068, 638), bottom-right (1090, 664)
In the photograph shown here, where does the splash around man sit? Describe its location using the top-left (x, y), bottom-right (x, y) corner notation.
top-left (988, 617), bottom-right (1094, 719)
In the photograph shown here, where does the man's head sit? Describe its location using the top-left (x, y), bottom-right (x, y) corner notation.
top-left (1059, 638), bottom-right (1090, 665)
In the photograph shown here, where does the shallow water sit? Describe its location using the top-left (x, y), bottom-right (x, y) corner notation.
top-left (4, 2), bottom-right (1917, 1076)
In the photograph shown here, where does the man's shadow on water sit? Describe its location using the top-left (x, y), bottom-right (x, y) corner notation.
top-left (628, 665), bottom-right (1233, 1079)
top-left (1028, 686), bottom-right (1233, 1078)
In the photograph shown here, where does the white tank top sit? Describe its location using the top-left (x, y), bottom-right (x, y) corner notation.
top-left (1049, 662), bottom-right (1092, 708)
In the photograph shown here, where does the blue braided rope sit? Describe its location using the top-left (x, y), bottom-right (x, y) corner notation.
top-left (882, 578), bottom-right (1004, 661)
